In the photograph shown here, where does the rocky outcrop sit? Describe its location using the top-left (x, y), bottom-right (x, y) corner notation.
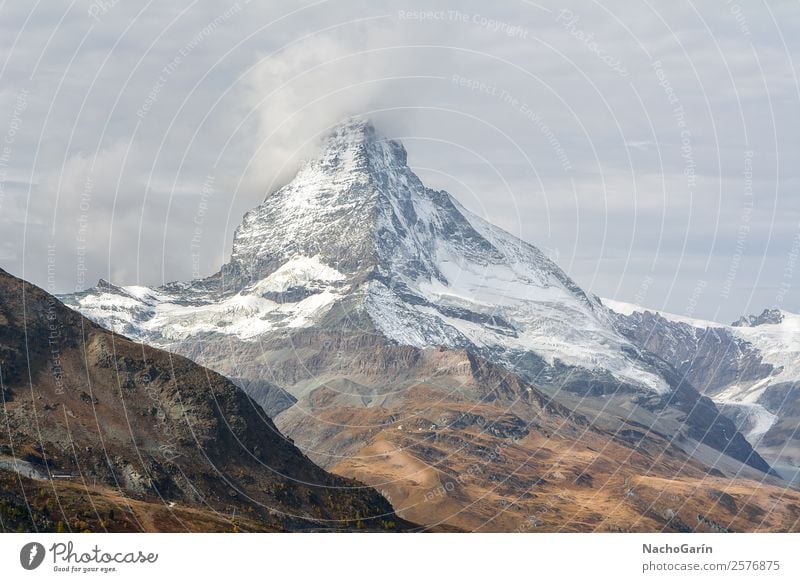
top-left (732, 308), bottom-right (784, 327)
top-left (613, 310), bottom-right (775, 396)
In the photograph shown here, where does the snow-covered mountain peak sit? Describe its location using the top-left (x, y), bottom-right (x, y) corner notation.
top-left (228, 119), bottom-right (587, 293)
top-left (302, 117), bottom-right (409, 177)
top-left (226, 118), bottom-right (423, 285)
top-left (63, 118), bottom-right (671, 395)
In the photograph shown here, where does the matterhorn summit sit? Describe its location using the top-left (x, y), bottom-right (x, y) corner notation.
top-left (65, 118), bottom-right (668, 394)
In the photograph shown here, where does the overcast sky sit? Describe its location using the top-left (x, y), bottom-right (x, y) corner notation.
top-left (1, 0), bottom-right (798, 322)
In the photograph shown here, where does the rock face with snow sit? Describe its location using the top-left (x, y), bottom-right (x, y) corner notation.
top-left (61, 119), bottom-right (782, 529)
top-left (732, 308), bottom-right (785, 328)
top-left (606, 299), bottom-right (800, 483)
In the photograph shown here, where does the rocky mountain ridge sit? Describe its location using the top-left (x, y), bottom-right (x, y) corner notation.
top-left (605, 298), bottom-right (800, 484)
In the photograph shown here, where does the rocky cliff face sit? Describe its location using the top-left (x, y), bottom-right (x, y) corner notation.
top-left (0, 267), bottom-right (409, 532)
top-left (58, 119), bottom-right (789, 530)
top-left (606, 299), bottom-right (800, 484)
top-left (611, 308), bottom-right (776, 401)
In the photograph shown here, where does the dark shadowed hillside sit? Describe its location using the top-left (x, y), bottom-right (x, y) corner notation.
top-left (0, 267), bottom-right (412, 532)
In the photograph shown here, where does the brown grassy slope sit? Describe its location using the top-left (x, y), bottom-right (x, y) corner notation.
top-left (269, 346), bottom-right (800, 532)
top-left (0, 469), bottom-right (276, 532)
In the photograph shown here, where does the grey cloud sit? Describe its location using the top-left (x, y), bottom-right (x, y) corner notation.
top-left (0, 0), bottom-right (797, 322)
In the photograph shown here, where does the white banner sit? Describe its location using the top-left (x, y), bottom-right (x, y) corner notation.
top-left (1, 533), bottom-right (797, 582)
